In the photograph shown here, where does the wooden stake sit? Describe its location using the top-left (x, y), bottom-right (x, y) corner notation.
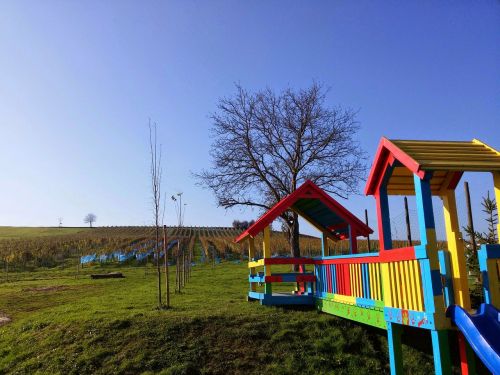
top-left (464, 181), bottom-right (477, 252)
top-left (404, 197), bottom-right (412, 246)
top-left (163, 225), bottom-right (170, 308)
top-left (365, 209), bottom-right (371, 251)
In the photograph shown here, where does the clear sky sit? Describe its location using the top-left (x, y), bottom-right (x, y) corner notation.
top-left (0, 1), bottom-right (498, 239)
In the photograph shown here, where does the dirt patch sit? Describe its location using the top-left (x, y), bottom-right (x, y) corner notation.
top-left (0, 312), bottom-right (11, 326)
top-left (22, 285), bottom-right (72, 293)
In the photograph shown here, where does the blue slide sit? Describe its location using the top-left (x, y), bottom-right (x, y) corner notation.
top-left (447, 303), bottom-right (500, 374)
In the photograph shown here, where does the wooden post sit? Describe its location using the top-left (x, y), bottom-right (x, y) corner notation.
top-left (414, 172), bottom-right (450, 331)
top-left (348, 225), bottom-right (358, 254)
top-left (321, 233), bottom-right (328, 257)
top-left (163, 225), bottom-right (170, 308)
top-left (365, 209), bottom-right (371, 252)
top-left (249, 238), bottom-right (256, 292)
top-left (492, 172), bottom-right (500, 244)
top-left (464, 182), bottom-right (477, 252)
top-left (183, 248), bottom-right (185, 286)
top-left (263, 226), bottom-right (272, 295)
top-left (442, 189), bottom-right (471, 310)
top-left (176, 241), bottom-right (180, 293)
top-left (387, 323), bottom-right (403, 374)
top-left (404, 196), bottom-right (412, 246)
top-left (430, 330), bottom-right (452, 375)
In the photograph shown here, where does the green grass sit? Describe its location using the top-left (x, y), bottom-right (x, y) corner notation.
top-left (0, 226), bottom-right (89, 239)
top-left (0, 262), bottom-right (438, 375)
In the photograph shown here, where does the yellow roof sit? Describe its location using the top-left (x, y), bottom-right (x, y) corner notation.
top-left (390, 139), bottom-right (500, 172)
top-left (365, 138), bottom-right (500, 196)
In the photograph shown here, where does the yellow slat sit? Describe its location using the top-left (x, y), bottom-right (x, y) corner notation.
top-left (473, 139), bottom-right (500, 155)
top-left (403, 260), bottom-right (415, 310)
top-left (381, 263), bottom-right (391, 307)
top-left (398, 262), bottom-right (407, 309)
top-left (390, 263), bottom-right (398, 308)
top-left (410, 153), bottom-right (498, 160)
top-left (420, 160), bottom-right (500, 167)
top-left (359, 264), bottom-right (363, 298)
top-left (375, 264), bottom-right (381, 300)
top-left (349, 264), bottom-right (354, 297)
top-left (408, 261), bottom-right (417, 310)
top-left (368, 264), bottom-right (374, 300)
top-left (414, 261), bottom-right (423, 311)
top-left (356, 264), bottom-right (360, 298)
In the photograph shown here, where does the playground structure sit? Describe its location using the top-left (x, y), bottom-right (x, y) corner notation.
top-left (237, 138), bottom-right (500, 375)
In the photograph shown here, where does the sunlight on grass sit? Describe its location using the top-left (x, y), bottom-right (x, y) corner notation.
top-left (0, 263), bottom-right (434, 374)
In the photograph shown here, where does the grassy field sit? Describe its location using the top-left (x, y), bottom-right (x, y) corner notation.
top-left (0, 226), bottom-right (90, 239)
top-left (0, 261), bottom-right (441, 375)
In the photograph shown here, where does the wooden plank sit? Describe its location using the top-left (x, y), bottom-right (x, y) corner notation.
top-left (403, 260), bottom-right (412, 310)
top-left (90, 272), bottom-right (123, 279)
top-left (473, 138), bottom-right (500, 155)
top-left (389, 176), bottom-right (444, 184)
top-left (410, 153), bottom-right (498, 161)
top-left (420, 160), bottom-right (500, 167)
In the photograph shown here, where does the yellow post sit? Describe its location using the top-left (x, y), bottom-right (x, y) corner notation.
top-left (442, 190), bottom-right (471, 310)
top-left (248, 237), bottom-right (256, 292)
top-left (493, 172), bottom-right (500, 244)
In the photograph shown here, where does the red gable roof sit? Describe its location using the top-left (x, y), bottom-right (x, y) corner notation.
top-left (235, 180), bottom-right (372, 243)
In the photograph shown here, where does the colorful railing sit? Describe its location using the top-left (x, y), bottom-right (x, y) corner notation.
top-left (248, 257), bottom-right (316, 305)
top-left (382, 260), bottom-right (424, 312)
top-left (313, 247), bottom-right (438, 330)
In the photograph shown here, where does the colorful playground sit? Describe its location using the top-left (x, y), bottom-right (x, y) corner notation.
top-left (237, 138), bottom-right (500, 375)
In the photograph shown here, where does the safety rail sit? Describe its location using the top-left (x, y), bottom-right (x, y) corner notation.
top-left (247, 257), bottom-right (316, 305)
top-left (314, 248), bottom-right (429, 313)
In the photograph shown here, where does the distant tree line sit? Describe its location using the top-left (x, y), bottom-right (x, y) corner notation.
top-left (232, 220), bottom-right (255, 230)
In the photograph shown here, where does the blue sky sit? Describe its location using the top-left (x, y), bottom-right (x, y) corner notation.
top-left (0, 1), bottom-right (498, 239)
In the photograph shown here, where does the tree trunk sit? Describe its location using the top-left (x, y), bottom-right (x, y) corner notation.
top-left (289, 212), bottom-right (301, 257)
top-left (287, 212), bottom-right (301, 271)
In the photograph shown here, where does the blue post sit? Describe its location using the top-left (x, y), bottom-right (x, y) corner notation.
top-left (413, 172), bottom-right (435, 248)
top-left (430, 330), bottom-right (452, 375)
top-left (387, 322), bottom-right (403, 374)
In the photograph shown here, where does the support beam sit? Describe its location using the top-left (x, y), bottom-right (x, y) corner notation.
top-left (248, 237), bottom-right (256, 292)
top-left (442, 189), bottom-right (471, 309)
top-left (365, 209), bottom-right (372, 251)
top-left (458, 331), bottom-right (477, 375)
top-left (493, 172), bottom-right (500, 244)
top-left (414, 173), bottom-right (438, 266)
top-left (375, 161), bottom-right (394, 251)
top-left (430, 330), bottom-right (452, 375)
top-left (263, 226), bottom-right (272, 294)
top-left (387, 322), bottom-right (403, 374)
top-left (375, 189), bottom-right (392, 251)
top-left (414, 173), bottom-right (449, 328)
top-left (321, 232), bottom-right (328, 257)
top-left (348, 226), bottom-right (358, 254)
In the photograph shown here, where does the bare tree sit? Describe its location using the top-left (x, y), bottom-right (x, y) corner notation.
top-left (196, 83), bottom-right (366, 258)
top-left (83, 213), bottom-right (96, 228)
top-left (149, 120), bottom-right (162, 308)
